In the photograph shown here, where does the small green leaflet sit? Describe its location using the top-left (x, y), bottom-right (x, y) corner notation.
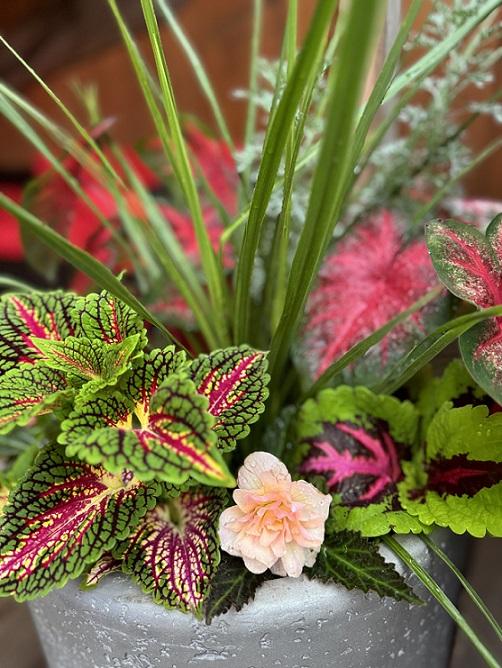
top-left (306, 531), bottom-right (421, 604)
top-left (72, 290), bottom-right (147, 347)
top-left (0, 365), bottom-right (71, 434)
top-left (81, 553), bottom-right (122, 589)
top-left (60, 375), bottom-right (235, 487)
top-left (0, 291), bottom-right (78, 373)
top-left (399, 404), bottom-right (502, 537)
top-left (203, 552), bottom-right (274, 624)
top-left (32, 334), bottom-right (140, 394)
top-left (122, 487), bottom-right (226, 614)
top-left (0, 444), bottom-right (159, 600)
top-left (190, 345), bottom-right (270, 451)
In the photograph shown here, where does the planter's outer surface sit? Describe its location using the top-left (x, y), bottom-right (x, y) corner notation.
top-left (28, 533), bottom-right (466, 668)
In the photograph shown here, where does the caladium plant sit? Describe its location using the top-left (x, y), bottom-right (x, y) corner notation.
top-left (426, 215), bottom-right (502, 404)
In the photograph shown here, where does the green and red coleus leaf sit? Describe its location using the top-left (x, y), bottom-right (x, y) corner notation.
top-left (32, 334), bottom-right (141, 394)
top-left (399, 404), bottom-right (502, 537)
top-left (297, 386), bottom-right (426, 536)
top-left (121, 487), bottom-right (226, 614)
top-left (0, 291), bottom-right (78, 373)
top-left (302, 211), bottom-right (447, 385)
top-left (0, 444), bottom-right (159, 600)
top-left (72, 290), bottom-right (147, 347)
top-left (190, 345), bottom-right (269, 451)
top-left (0, 365), bottom-right (72, 434)
top-left (426, 216), bottom-right (502, 404)
top-left (59, 372), bottom-right (234, 488)
top-left (81, 553), bottom-right (123, 589)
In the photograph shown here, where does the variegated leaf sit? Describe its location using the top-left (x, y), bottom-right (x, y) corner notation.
top-left (0, 291), bottom-right (78, 373)
top-left (297, 386), bottom-right (423, 536)
top-left (0, 365), bottom-right (71, 434)
top-left (190, 346), bottom-right (269, 451)
top-left (0, 444), bottom-right (158, 600)
top-left (123, 487), bottom-right (226, 613)
top-left (72, 290), bottom-right (147, 347)
top-left (82, 553), bottom-right (123, 588)
top-left (60, 375), bottom-right (234, 487)
top-left (399, 404), bottom-right (502, 537)
top-left (32, 334), bottom-right (140, 394)
top-left (426, 219), bottom-right (501, 309)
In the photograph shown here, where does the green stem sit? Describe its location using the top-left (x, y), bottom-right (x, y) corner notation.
top-left (383, 536), bottom-right (500, 668)
top-left (421, 535), bottom-right (502, 643)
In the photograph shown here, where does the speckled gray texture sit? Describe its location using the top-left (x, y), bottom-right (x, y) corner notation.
top-left (28, 533), bottom-right (466, 668)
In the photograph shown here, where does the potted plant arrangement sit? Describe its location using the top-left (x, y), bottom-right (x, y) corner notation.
top-left (0, 1), bottom-right (500, 667)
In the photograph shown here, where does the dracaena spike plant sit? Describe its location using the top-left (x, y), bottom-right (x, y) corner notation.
top-left (0, 0), bottom-right (501, 663)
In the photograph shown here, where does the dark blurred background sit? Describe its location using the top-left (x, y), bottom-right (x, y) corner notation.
top-left (0, 2), bottom-right (500, 667)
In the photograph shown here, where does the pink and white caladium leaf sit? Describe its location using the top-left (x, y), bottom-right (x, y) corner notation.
top-left (302, 211), bottom-right (447, 384)
top-left (31, 334), bottom-right (141, 395)
top-left (0, 444), bottom-right (159, 600)
top-left (59, 365), bottom-right (234, 488)
top-left (190, 345), bottom-right (269, 451)
top-left (426, 216), bottom-right (502, 404)
top-left (0, 291), bottom-right (78, 373)
top-left (399, 404), bottom-right (502, 537)
top-left (0, 365), bottom-right (71, 434)
top-left (72, 290), bottom-right (147, 348)
top-left (297, 386), bottom-right (426, 537)
top-left (121, 487), bottom-right (226, 614)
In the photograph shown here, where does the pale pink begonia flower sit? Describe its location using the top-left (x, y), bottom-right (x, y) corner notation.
top-left (218, 451), bottom-right (331, 577)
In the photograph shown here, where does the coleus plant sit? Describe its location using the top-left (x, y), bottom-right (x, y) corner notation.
top-left (0, 289), bottom-right (269, 611)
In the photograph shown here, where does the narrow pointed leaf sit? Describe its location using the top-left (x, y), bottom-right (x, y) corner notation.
top-left (399, 405), bottom-right (502, 537)
top-left (60, 375), bottom-right (234, 487)
top-left (0, 365), bottom-right (71, 434)
top-left (0, 291), bottom-right (77, 372)
top-left (0, 444), bottom-right (158, 600)
top-left (190, 346), bottom-right (270, 451)
top-left (123, 487), bottom-right (226, 613)
top-left (203, 552), bottom-right (273, 624)
top-left (307, 531), bottom-right (421, 604)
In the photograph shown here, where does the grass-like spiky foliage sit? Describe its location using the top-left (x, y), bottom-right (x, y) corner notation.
top-left (0, 1), bottom-right (501, 661)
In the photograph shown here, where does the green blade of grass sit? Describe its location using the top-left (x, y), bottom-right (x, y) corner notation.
top-left (155, 0), bottom-right (235, 150)
top-left (139, 0), bottom-right (230, 345)
top-left (372, 305), bottom-right (502, 395)
top-left (421, 536), bottom-right (502, 643)
top-left (383, 536), bottom-right (500, 668)
top-left (0, 193), bottom-right (185, 349)
top-left (302, 285), bottom-right (444, 401)
top-left (233, 0), bottom-right (338, 343)
top-left (268, 1), bottom-right (385, 382)
top-left (0, 36), bottom-right (123, 188)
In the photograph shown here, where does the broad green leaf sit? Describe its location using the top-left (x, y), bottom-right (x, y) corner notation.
top-left (60, 375), bottom-right (235, 487)
top-left (0, 444), bottom-right (158, 601)
top-left (0, 291), bottom-right (78, 373)
top-left (0, 365), bottom-right (71, 435)
top-left (33, 335), bottom-right (140, 395)
top-left (203, 552), bottom-right (273, 624)
top-left (399, 405), bottom-right (502, 537)
top-left (122, 487), bottom-right (226, 614)
top-left (307, 531), bottom-right (421, 604)
top-left (190, 346), bottom-right (270, 451)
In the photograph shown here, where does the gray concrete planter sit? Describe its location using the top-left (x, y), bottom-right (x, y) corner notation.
top-left (28, 532), bottom-right (467, 668)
